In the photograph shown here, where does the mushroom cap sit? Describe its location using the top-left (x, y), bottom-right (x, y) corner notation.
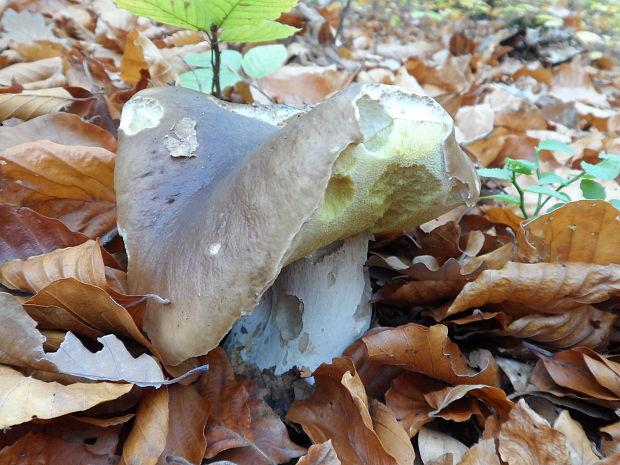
top-left (115, 84), bottom-right (479, 365)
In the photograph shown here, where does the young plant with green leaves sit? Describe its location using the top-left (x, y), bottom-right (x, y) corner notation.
top-left (113, 0), bottom-right (299, 98)
top-left (477, 139), bottom-right (620, 219)
top-left (180, 43), bottom-right (288, 95)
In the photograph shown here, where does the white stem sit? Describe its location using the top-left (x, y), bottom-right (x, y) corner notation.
top-left (225, 232), bottom-right (373, 375)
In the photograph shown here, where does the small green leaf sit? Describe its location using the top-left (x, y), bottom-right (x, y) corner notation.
top-left (219, 20), bottom-right (299, 42)
top-left (538, 172), bottom-right (568, 185)
top-left (179, 66), bottom-right (241, 93)
top-left (242, 44), bottom-right (287, 79)
top-left (580, 179), bottom-right (606, 200)
top-left (582, 160), bottom-right (620, 180)
top-left (184, 50), bottom-right (242, 70)
top-left (609, 199), bottom-right (620, 210)
top-left (523, 186), bottom-right (571, 202)
top-left (112, 0), bottom-right (212, 31)
top-left (476, 168), bottom-right (512, 181)
top-left (183, 51), bottom-right (212, 67)
top-left (536, 139), bottom-right (574, 154)
top-left (546, 202), bottom-right (566, 213)
top-left (599, 153), bottom-right (620, 164)
top-left (504, 158), bottom-right (537, 175)
top-left (480, 194), bottom-right (521, 205)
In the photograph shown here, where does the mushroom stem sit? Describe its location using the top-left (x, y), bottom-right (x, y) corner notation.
top-left (225, 231), bottom-right (373, 375)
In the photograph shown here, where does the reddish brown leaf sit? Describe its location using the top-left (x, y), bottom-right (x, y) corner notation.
top-left (369, 400), bottom-right (415, 465)
top-left (424, 384), bottom-right (514, 422)
top-left (362, 324), bottom-right (500, 386)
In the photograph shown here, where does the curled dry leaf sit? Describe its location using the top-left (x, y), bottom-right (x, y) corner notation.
top-left (362, 324), bottom-right (500, 386)
top-left (498, 399), bottom-right (571, 465)
top-left (0, 365), bottom-right (132, 428)
top-left (418, 427), bottom-right (468, 465)
top-left (121, 387), bottom-right (169, 465)
top-left (0, 140), bottom-right (116, 237)
top-left (287, 357), bottom-right (410, 465)
top-left (553, 410), bottom-right (599, 465)
top-left (369, 399), bottom-right (416, 465)
top-left (518, 200), bottom-right (620, 265)
top-left (0, 205), bottom-right (89, 264)
top-left (441, 262), bottom-right (620, 319)
top-left (458, 438), bottom-right (501, 465)
top-left (0, 113), bottom-right (117, 152)
top-left (499, 305), bottom-right (615, 350)
top-left (0, 432), bottom-right (115, 465)
top-left (425, 384), bottom-right (514, 422)
top-left (0, 88), bottom-right (76, 121)
top-left (297, 440), bottom-right (342, 465)
top-left (121, 29), bottom-right (177, 86)
top-left (0, 57), bottom-right (66, 90)
top-left (600, 421), bottom-right (620, 457)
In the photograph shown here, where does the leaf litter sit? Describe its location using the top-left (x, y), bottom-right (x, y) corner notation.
top-left (0, 0), bottom-right (620, 463)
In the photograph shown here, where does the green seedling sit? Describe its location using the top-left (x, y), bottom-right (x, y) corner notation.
top-left (180, 44), bottom-right (288, 94)
top-left (477, 139), bottom-right (620, 219)
top-left (113, 0), bottom-right (299, 98)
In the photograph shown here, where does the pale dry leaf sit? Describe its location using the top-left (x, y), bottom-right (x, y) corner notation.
top-left (553, 410), bottom-right (599, 465)
top-left (442, 262), bottom-right (620, 318)
top-left (46, 332), bottom-right (164, 386)
top-left (0, 88), bottom-right (75, 121)
top-left (455, 104), bottom-right (495, 144)
top-left (0, 57), bottom-right (66, 89)
top-left (297, 441), bottom-right (342, 465)
top-left (1, 8), bottom-right (66, 44)
top-left (498, 399), bottom-right (571, 465)
top-left (457, 438), bottom-right (500, 465)
top-left (418, 427), bottom-right (468, 465)
top-left (0, 365), bottom-right (132, 428)
top-left (122, 387), bottom-right (169, 465)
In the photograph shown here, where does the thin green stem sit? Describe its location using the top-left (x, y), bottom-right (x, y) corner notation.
top-left (208, 25), bottom-right (222, 99)
top-left (512, 173), bottom-right (529, 219)
top-left (534, 148), bottom-right (543, 215)
top-left (534, 172), bottom-right (585, 216)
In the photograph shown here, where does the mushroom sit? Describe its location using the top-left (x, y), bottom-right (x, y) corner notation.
top-left (115, 84), bottom-right (479, 370)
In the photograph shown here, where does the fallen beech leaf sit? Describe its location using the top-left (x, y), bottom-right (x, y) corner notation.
top-left (442, 262), bottom-right (620, 318)
top-left (424, 384), bottom-right (514, 422)
top-left (601, 421), bottom-right (620, 457)
top-left (0, 113), bottom-right (117, 152)
top-left (0, 205), bottom-right (89, 264)
top-left (121, 30), bottom-right (176, 86)
top-left (24, 278), bottom-right (155, 352)
top-left (0, 432), bottom-right (114, 465)
top-left (553, 410), bottom-right (599, 465)
top-left (369, 400), bottom-right (416, 465)
top-left (122, 387), bottom-right (169, 465)
top-left (499, 305), bottom-right (615, 350)
top-left (455, 104), bottom-right (494, 144)
top-left (0, 240), bottom-right (109, 292)
top-left (0, 57), bottom-right (66, 90)
top-left (482, 206), bottom-right (524, 232)
top-left (518, 201), bottom-right (620, 265)
top-left (458, 438), bottom-right (501, 465)
top-left (418, 427), bottom-right (468, 465)
top-left (498, 399), bottom-right (571, 465)
top-left (0, 141), bottom-right (115, 237)
top-left (374, 279), bottom-right (465, 307)
top-left (157, 382), bottom-right (210, 465)
top-left (0, 88), bottom-right (76, 121)
top-left (204, 349), bottom-right (305, 464)
top-left (297, 441), bottom-right (342, 465)
top-left (0, 8), bottom-right (65, 44)
top-left (287, 357), bottom-right (404, 465)
top-left (46, 332), bottom-right (164, 386)
top-left (0, 365), bottom-right (132, 428)
top-left (385, 373), bottom-right (444, 437)
top-left (0, 292), bottom-right (56, 371)
top-left (362, 324), bottom-right (500, 386)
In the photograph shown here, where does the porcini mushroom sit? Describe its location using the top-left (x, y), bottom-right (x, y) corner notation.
top-left (115, 84), bottom-right (479, 369)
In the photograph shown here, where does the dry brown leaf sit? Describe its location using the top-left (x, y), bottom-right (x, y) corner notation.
top-left (518, 201), bottom-right (620, 265)
top-left (203, 348), bottom-right (305, 464)
top-left (0, 240), bottom-right (109, 293)
top-left (0, 205), bottom-right (89, 264)
top-left (297, 440), bottom-right (342, 465)
top-left (601, 421), bottom-right (620, 457)
top-left (24, 278), bottom-right (154, 351)
top-left (0, 87), bottom-right (75, 121)
top-left (498, 400), bottom-right (571, 465)
top-left (122, 387), bottom-right (169, 465)
top-left (385, 373), bottom-right (443, 437)
top-left (375, 279), bottom-right (465, 307)
top-left (0, 112), bottom-right (116, 152)
top-left (424, 384), bottom-right (514, 422)
top-left (287, 357), bottom-right (402, 465)
top-left (0, 140), bottom-right (116, 237)
top-left (369, 400), bottom-right (415, 465)
top-left (0, 432), bottom-right (115, 465)
top-left (0, 56), bottom-right (66, 89)
top-left (499, 305), bottom-right (615, 350)
top-left (458, 438), bottom-right (501, 465)
top-left (156, 382), bottom-right (210, 465)
top-left (553, 410), bottom-right (599, 465)
top-left (362, 324), bottom-right (500, 386)
top-left (121, 29), bottom-right (176, 86)
top-left (0, 364), bottom-right (132, 428)
top-left (441, 262), bottom-right (620, 318)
